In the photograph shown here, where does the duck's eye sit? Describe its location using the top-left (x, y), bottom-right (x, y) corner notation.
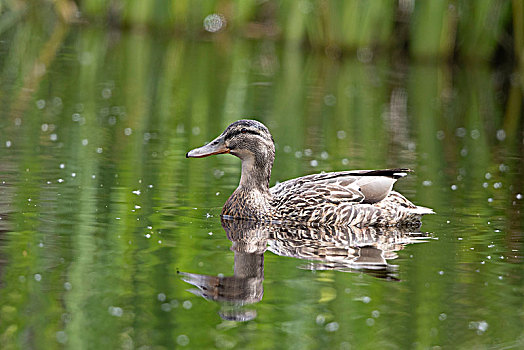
top-left (241, 128), bottom-right (247, 134)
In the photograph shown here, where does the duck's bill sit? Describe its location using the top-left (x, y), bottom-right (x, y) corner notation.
top-left (186, 136), bottom-right (229, 158)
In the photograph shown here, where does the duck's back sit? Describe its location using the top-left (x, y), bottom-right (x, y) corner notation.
top-left (269, 169), bottom-right (431, 227)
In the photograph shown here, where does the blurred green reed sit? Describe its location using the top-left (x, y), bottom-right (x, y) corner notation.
top-left (0, 0), bottom-right (521, 62)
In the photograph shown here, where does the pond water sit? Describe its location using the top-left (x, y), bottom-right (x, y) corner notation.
top-left (0, 26), bottom-right (523, 349)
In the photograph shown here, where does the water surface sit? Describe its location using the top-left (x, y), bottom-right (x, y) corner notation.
top-left (0, 26), bottom-right (523, 349)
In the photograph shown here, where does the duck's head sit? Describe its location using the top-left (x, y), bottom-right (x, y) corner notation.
top-left (186, 119), bottom-right (275, 191)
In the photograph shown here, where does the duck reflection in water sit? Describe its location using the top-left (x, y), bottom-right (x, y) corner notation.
top-left (179, 218), bottom-right (430, 321)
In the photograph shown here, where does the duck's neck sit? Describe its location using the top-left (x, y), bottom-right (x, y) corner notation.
top-left (238, 153), bottom-right (273, 194)
top-left (222, 147), bottom-right (275, 220)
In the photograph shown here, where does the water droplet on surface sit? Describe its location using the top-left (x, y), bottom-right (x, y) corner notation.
top-left (124, 128), bottom-right (132, 136)
top-left (176, 334), bottom-right (190, 346)
top-left (310, 160), bottom-right (318, 167)
top-left (316, 314), bottom-right (326, 325)
top-left (101, 88), bottom-right (112, 99)
top-left (496, 129), bottom-right (506, 141)
top-left (325, 322), bottom-right (339, 332)
top-left (56, 331), bottom-right (68, 344)
top-left (456, 127), bottom-right (466, 138)
top-left (6, 140), bottom-right (12, 148)
top-left (203, 13), bottom-right (226, 32)
top-left (451, 185), bottom-right (457, 191)
top-left (34, 274), bottom-right (42, 282)
top-left (337, 130), bottom-right (346, 139)
top-left (357, 47), bottom-right (373, 63)
top-left (365, 318), bottom-right (375, 326)
top-left (362, 296), bottom-right (371, 304)
top-left (108, 306), bottom-right (123, 317)
top-left (469, 320), bottom-right (488, 334)
top-left (79, 51), bottom-right (93, 66)
top-left (324, 94), bottom-right (337, 106)
top-left (182, 300), bottom-right (192, 309)
top-left (36, 99), bottom-right (46, 109)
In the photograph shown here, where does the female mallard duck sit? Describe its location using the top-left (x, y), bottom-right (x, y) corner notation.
top-left (186, 120), bottom-right (433, 227)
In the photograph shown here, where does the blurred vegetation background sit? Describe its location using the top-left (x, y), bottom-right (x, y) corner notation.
top-left (0, 0), bottom-right (522, 63)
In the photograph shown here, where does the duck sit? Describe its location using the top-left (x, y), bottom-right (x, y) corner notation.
top-left (186, 119), bottom-right (433, 227)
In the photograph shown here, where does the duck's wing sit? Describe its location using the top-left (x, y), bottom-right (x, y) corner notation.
top-left (269, 181), bottom-right (365, 225)
top-left (271, 168), bottom-right (410, 204)
top-left (271, 181), bottom-right (364, 208)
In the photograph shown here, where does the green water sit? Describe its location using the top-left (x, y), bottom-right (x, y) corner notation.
top-left (0, 25), bottom-right (523, 349)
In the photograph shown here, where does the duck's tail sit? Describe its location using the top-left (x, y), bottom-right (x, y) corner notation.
top-left (410, 205), bottom-right (435, 215)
